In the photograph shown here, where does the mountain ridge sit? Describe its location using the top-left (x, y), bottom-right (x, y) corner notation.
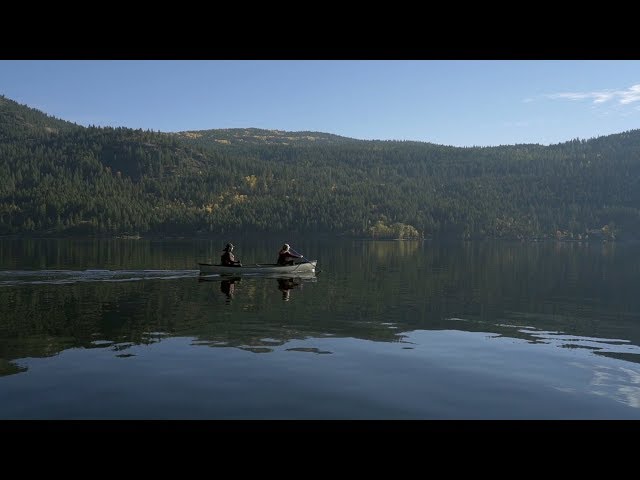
top-left (5, 93), bottom-right (638, 149)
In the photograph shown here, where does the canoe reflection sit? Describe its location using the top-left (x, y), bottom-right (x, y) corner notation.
top-left (198, 272), bottom-right (316, 302)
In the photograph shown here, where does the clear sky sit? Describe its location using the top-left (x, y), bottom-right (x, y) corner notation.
top-left (1, 60), bottom-right (639, 147)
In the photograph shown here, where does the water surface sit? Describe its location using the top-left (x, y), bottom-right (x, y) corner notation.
top-left (1, 238), bottom-right (639, 419)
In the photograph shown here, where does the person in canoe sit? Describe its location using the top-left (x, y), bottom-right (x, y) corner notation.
top-left (221, 243), bottom-right (242, 267)
top-left (277, 243), bottom-right (302, 266)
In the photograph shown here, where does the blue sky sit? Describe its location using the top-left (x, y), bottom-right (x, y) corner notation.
top-left (1, 60), bottom-right (639, 147)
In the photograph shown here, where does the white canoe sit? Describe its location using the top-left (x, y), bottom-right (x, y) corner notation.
top-left (198, 260), bottom-right (317, 275)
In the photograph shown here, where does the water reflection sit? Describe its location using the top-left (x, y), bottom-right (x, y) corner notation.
top-left (277, 278), bottom-right (301, 301)
top-left (220, 277), bottom-right (240, 303)
top-left (198, 272), bottom-right (316, 303)
top-left (198, 275), bottom-right (242, 303)
top-left (0, 237), bottom-right (640, 415)
top-left (198, 272), bottom-right (317, 305)
top-left (556, 361), bottom-right (640, 409)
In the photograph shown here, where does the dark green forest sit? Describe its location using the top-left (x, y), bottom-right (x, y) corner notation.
top-left (1, 94), bottom-right (639, 240)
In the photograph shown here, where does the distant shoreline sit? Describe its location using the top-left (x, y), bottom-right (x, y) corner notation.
top-left (0, 233), bottom-right (635, 244)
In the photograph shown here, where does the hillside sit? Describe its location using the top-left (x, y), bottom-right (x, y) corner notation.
top-left (176, 127), bottom-right (359, 147)
top-left (1, 94), bottom-right (640, 240)
top-left (0, 95), bottom-right (81, 139)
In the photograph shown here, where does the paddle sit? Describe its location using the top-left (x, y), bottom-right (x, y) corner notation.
top-left (289, 247), bottom-right (320, 273)
top-left (290, 248), bottom-right (322, 273)
top-left (290, 248), bottom-right (313, 265)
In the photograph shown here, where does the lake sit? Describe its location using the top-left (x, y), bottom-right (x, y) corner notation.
top-left (1, 237), bottom-right (640, 419)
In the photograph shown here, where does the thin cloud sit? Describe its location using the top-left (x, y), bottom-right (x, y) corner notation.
top-left (620, 84), bottom-right (640, 104)
top-left (545, 84), bottom-right (640, 106)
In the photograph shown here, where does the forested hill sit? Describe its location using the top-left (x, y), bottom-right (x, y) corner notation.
top-left (0, 96), bottom-right (81, 139)
top-left (176, 128), bottom-right (359, 147)
top-left (1, 94), bottom-right (640, 240)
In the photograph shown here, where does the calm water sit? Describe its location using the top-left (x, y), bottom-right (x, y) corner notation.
top-left (1, 237), bottom-right (640, 419)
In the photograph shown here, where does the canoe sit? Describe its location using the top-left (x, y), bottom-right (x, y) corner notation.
top-left (198, 260), bottom-right (317, 275)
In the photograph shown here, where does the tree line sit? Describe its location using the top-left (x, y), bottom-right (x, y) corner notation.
top-left (1, 95), bottom-right (639, 240)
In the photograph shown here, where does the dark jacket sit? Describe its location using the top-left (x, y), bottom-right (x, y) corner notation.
top-left (277, 250), bottom-right (301, 265)
top-left (221, 250), bottom-right (238, 266)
